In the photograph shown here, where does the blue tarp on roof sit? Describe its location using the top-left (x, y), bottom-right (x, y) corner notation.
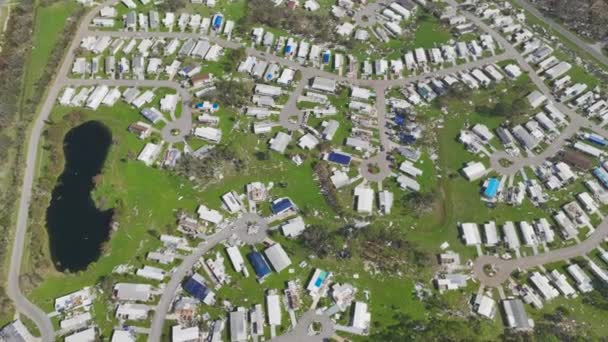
top-left (285, 45), bottom-right (293, 54)
top-left (248, 252), bottom-right (271, 279)
top-left (327, 152), bottom-right (351, 165)
top-left (322, 52), bottom-right (331, 64)
top-left (483, 178), bottom-right (500, 198)
top-left (213, 15), bottom-right (223, 29)
top-left (587, 134), bottom-right (608, 146)
top-left (271, 198), bottom-right (293, 214)
top-left (594, 167), bottom-right (608, 188)
top-left (183, 274), bottom-right (209, 302)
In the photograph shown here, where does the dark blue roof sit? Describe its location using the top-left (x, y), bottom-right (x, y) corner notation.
top-left (394, 115), bottom-right (405, 126)
top-left (588, 135), bottom-right (608, 146)
top-left (248, 252), bottom-right (271, 279)
top-left (400, 134), bottom-right (416, 144)
top-left (327, 152), bottom-right (351, 165)
top-left (271, 198), bottom-right (293, 214)
top-left (183, 275), bottom-right (209, 301)
top-left (484, 178), bottom-right (500, 198)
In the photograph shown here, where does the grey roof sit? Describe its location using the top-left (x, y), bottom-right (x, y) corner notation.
top-left (502, 299), bottom-right (533, 330)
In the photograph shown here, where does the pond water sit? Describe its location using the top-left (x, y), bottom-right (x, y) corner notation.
top-left (46, 120), bottom-right (114, 272)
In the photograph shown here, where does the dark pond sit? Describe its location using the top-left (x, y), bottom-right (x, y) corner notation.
top-left (46, 120), bottom-right (114, 272)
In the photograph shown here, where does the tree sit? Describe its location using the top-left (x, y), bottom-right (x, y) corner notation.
top-left (211, 79), bottom-right (253, 108)
top-left (223, 47), bottom-right (247, 73)
top-left (299, 225), bottom-right (335, 258)
top-left (403, 191), bottom-right (438, 217)
top-left (158, 0), bottom-right (187, 12)
top-left (511, 98), bottom-right (530, 117)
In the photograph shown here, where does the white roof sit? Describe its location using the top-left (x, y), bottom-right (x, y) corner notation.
top-left (137, 143), bottom-right (161, 166)
top-left (221, 191), bottom-right (243, 213)
top-left (111, 330), bottom-right (136, 342)
top-left (567, 264), bottom-right (593, 292)
top-left (114, 283), bottom-right (152, 301)
top-left (503, 221), bottom-right (521, 249)
top-left (461, 162), bottom-right (486, 181)
top-left (351, 86), bottom-right (372, 100)
top-left (475, 295), bottom-right (496, 319)
top-left (311, 77), bottom-right (336, 92)
top-left (116, 303), bottom-right (150, 320)
top-left (281, 216), bottom-right (306, 237)
top-left (264, 244), bottom-right (292, 272)
top-left (548, 270), bottom-right (576, 298)
top-left (266, 294), bottom-right (282, 325)
top-left (65, 327), bottom-right (96, 342)
top-left (483, 221), bottom-right (498, 246)
top-left (460, 223), bottom-right (481, 245)
top-left (530, 272), bottom-right (559, 300)
top-left (226, 246), bottom-right (245, 273)
top-left (399, 161), bottom-right (422, 177)
top-left (197, 204), bottom-right (224, 224)
top-left (351, 302), bottom-right (371, 330)
top-left (378, 190), bottom-right (394, 214)
top-left (136, 265), bottom-right (165, 281)
top-left (255, 83), bottom-right (282, 96)
top-left (527, 90), bottom-right (546, 108)
top-left (396, 174), bottom-right (421, 191)
top-left (330, 170), bottom-right (350, 189)
top-left (269, 132), bottom-right (291, 153)
top-left (172, 325), bottom-right (200, 342)
top-left (298, 133), bottom-right (319, 150)
top-left (194, 126), bottom-right (222, 143)
top-left (60, 312), bottom-right (92, 329)
top-left (230, 309), bottom-right (247, 342)
top-left (354, 186), bottom-right (374, 214)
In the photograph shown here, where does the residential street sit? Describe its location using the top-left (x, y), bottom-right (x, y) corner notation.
top-left (7, 0), bottom-right (608, 338)
top-left (511, 0), bottom-right (608, 67)
top-left (148, 213), bottom-right (269, 342)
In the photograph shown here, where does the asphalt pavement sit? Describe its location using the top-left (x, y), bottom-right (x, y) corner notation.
top-left (10, 0), bottom-right (608, 338)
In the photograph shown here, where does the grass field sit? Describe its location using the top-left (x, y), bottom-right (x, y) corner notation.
top-left (22, 1), bottom-right (78, 102)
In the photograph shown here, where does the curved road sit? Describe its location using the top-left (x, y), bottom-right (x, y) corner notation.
top-left (446, 0), bottom-right (608, 286)
top-left (11, 0), bottom-right (604, 337)
top-left (6, 1), bottom-right (118, 340)
top-left (474, 218), bottom-right (608, 286)
top-left (148, 213), bottom-right (269, 341)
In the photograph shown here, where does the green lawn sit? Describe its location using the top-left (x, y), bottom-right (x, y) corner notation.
top-left (23, 1), bottom-right (79, 102)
